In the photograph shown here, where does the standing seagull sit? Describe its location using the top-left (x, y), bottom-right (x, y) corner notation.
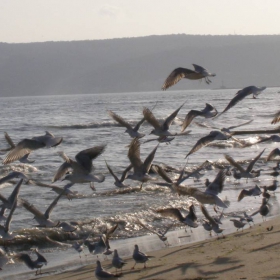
top-left (161, 64), bottom-right (216, 90)
top-left (16, 248), bottom-right (47, 275)
top-left (52, 145), bottom-right (106, 190)
top-left (125, 138), bottom-right (158, 189)
top-left (181, 103), bottom-right (218, 132)
top-left (143, 103), bottom-right (185, 137)
top-left (2, 131), bottom-right (63, 164)
top-left (112, 249), bottom-right (127, 273)
top-left (132, 244), bottom-right (154, 269)
top-left (108, 110), bottom-right (146, 139)
top-left (217, 86), bottom-right (266, 117)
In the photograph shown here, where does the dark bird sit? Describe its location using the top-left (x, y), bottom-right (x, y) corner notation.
top-left (132, 244), bottom-right (154, 269)
top-left (161, 64), bottom-right (216, 90)
top-left (218, 86), bottom-right (266, 117)
top-left (16, 248), bottom-right (47, 275)
top-left (156, 204), bottom-right (198, 232)
top-left (237, 185), bottom-right (262, 201)
top-left (181, 103), bottom-right (218, 132)
top-left (2, 131), bottom-right (63, 164)
top-left (105, 160), bottom-right (130, 188)
top-left (230, 219), bottom-right (247, 231)
top-left (125, 138), bottom-right (158, 189)
top-left (251, 198), bottom-right (270, 221)
top-left (112, 249), bottom-right (127, 273)
top-left (108, 110), bottom-right (146, 138)
top-left (261, 180), bottom-right (278, 194)
top-left (143, 103), bottom-right (185, 137)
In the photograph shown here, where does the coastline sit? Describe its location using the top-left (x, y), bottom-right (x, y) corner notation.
top-left (27, 215), bottom-right (280, 280)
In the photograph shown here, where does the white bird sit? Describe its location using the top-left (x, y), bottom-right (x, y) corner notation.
top-left (161, 64), bottom-right (216, 90)
top-left (108, 110), bottom-right (146, 138)
top-left (2, 131), bottom-right (63, 164)
top-left (181, 103), bottom-right (218, 132)
top-left (218, 86), bottom-right (266, 117)
top-left (16, 248), bottom-right (47, 275)
top-left (95, 260), bottom-right (119, 279)
top-left (52, 145), bottom-right (106, 190)
top-left (132, 244), bottom-right (154, 269)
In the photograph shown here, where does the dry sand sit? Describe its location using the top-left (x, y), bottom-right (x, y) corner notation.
top-left (38, 216), bottom-right (280, 280)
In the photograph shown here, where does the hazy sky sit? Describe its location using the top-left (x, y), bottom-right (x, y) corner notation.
top-left (1, 0), bottom-right (280, 43)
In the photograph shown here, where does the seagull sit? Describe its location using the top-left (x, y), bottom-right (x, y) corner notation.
top-left (225, 149), bottom-right (265, 182)
top-left (95, 260), bottom-right (120, 279)
top-left (267, 148), bottom-right (280, 162)
top-left (0, 181), bottom-right (21, 240)
top-left (112, 249), bottom-right (127, 274)
top-left (200, 204), bottom-right (225, 238)
top-left (108, 110), bottom-right (146, 139)
top-left (143, 103), bottom-right (185, 137)
top-left (161, 64), bottom-right (216, 90)
top-left (230, 219), bottom-right (247, 231)
top-left (181, 103), bottom-right (218, 132)
top-left (21, 191), bottom-right (64, 228)
top-left (125, 138), bottom-right (159, 189)
top-left (132, 244), bottom-right (154, 269)
top-left (0, 132), bottom-right (34, 163)
top-left (251, 198), bottom-right (270, 221)
top-left (16, 248), bottom-right (47, 275)
top-left (237, 185), bottom-right (262, 201)
top-left (0, 177), bottom-right (25, 221)
top-left (2, 131), bottom-right (63, 164)
top-left (271, 110), bottom-right (280, 124)
top-left (186, 130), bottom-right (233, 158)
top-left (261, 180), bottom-right (278, 194)
top-left (52, 145), bottom-right (106, 190)
top-left (105, 160), bottom-right (130, 188)
top-left (136, 219), bottom-right (174, 246)
top-left (72, 241), bottom-right (84, 258)
top-left (156, 204), bottom-right (198, 232)
top-left (217, 86), bottom-right (266, 117)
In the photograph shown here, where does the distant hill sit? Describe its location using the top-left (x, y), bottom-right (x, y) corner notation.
top-left (0, 34), bottom-right (280, 97)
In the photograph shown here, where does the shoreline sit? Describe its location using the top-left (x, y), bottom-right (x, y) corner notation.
top-left (7, 214), bottom-right (279, 280)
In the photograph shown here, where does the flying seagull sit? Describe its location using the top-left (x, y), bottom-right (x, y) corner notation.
top-left (161, 64), bottom-right (216, 90)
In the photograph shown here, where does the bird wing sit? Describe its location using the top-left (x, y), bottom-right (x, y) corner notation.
top-left (105, 160), bottom-right (120, 183)
top-left (267, 148), bottom-right (280, 161)
top-left (108, 110), bottom-right (132, 130)
top-left (127, 138), bottom-right (143, 172)
top-left (133, 117), bottom-right (146, 132)
top-left (181, 110), bottom-right (201, 132)
top-left (44, 191), bottom-right (65, 219)
top-left (186, 132), bottom-right (217, 158)
top-left (4, 132), bottom-right (15, 148)
top-left (143, 107), bottom-right (161, 129)
top-left (2, 139), bottom-right (45, 164)
top-left (271, 110), bottom-right (280, 124)
top-left (52, 161), bottom-right (72, 182)
top-left (224, 154), bottom-right (246, 173)
top-left (16, 253), bottom-right (36, 269)
top-left (220, 87), bottom-right (253, 116)
top-left (75, 145), bottom-right (106, 173)
top-left (21, 199), bottom-right (45, 219)
top-left (162, 102), bottom-right (185, 131)
top-left (156, 208), bottom-right (184, 222)
top-left (5, 188), bottom-right (19, 232)
top-left (161, 67), bottom-right (196, 90)
top-left (137, 219), bottom-right (159, 236)
top-left (200, 204), bottom-right (217, 225)
top-left (143, 144), bottom-right (159, 174)
top-left (152, 165), bottom-right (173, 184)
top-left (206, 170), bottom-right (226, 195)
top-left (120, 164), bottom-right (133, 182)
top-left (227, 120), bottom-right (253, 130)
top-left (246, 148), bottom-right (265, 172)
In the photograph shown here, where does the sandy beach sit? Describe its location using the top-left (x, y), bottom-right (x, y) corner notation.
top-left (35, 216), bottom-right (280, 280)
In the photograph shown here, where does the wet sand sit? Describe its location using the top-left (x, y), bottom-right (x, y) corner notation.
top-left (38, 216), bottom-right (280, 280)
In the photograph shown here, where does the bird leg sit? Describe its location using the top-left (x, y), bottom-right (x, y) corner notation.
top-left (131, 262), bottom-right (136, 269)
